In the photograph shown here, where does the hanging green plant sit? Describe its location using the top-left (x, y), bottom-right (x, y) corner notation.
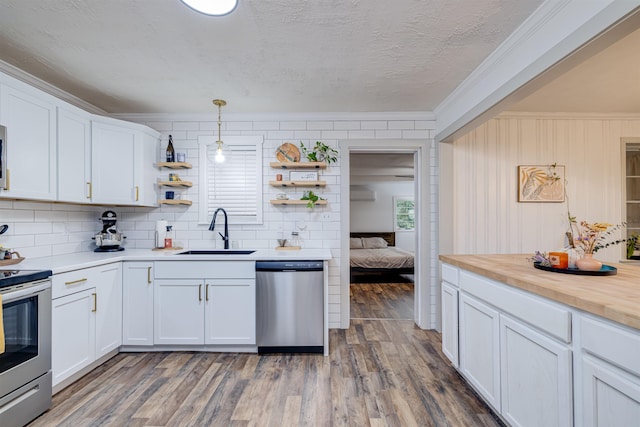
top-left (300, 141), bottom-right (338, 164)
top-left (300, 190), bottom-right (324, 208)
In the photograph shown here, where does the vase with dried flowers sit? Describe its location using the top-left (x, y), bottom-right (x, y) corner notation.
top-left (567, 215), bottom-right (626, 270)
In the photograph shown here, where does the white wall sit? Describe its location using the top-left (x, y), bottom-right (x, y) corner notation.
top-left (0, 114), bottom-right (436, 329)
top-left (350, 180), bottom-right (416, 251)
top-left (451, 112), bottom-right (639, 263)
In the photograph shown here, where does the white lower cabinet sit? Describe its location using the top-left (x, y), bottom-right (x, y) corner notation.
top-left (459, 293), bottom-right (501, 411)
top-left (205, 278), bottom-right (255, 345)
top-left (500, 315), bottom-right (572, 427)
top-left (579, 314), bottom-right (640, 426)
top-left (441, 281), bottom-right (459, 367)
top-left (95, 263), bottom-right (122, 358)
top-left (447, 264), bottom-right (574, 426)
top-left (581, 355), bottom-right (640, 426)
top-left (154, 279), bottom-right (204, 345)
top-left (122, 262), bottom-right (154, 346)
top-left (153, 261), bottom-right (256, 346)
top-left (51, 263), bottom-right (122, 387)
top-left (52, 288), bottom-right (96, 386)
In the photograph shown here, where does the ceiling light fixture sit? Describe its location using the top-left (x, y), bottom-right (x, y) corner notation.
top-left (213, 99), bottom-right (226, 163)
top-left (179, 0), bottom-right (238, 16)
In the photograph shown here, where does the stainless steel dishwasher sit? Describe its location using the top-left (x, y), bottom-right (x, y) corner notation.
top-left (256, 260), bottom-right (324, 354)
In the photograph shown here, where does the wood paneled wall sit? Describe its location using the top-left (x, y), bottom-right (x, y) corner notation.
top-left (452, 114), bottom-right (640, 262)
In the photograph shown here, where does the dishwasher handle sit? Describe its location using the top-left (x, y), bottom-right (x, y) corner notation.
top-left (256, 260), bottom-right (323, 271)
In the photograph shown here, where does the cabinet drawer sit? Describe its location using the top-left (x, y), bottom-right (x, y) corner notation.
top-left (460, 270), bottom-right (571, 343)
top-left (580, 314), bottom-right (640, 377)
top-left (52, 269), bottom-right (96, 299)
top-left (154, 261), bottom-right (255, 279)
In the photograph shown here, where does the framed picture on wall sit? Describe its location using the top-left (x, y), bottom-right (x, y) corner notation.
top-left (394, 196), bottom-right (415, 231)
top-left (517, 164), bottom-right (565, 202)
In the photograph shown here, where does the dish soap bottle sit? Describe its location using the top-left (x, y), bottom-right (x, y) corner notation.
top-left (166, 135), bottom-right (175, 162)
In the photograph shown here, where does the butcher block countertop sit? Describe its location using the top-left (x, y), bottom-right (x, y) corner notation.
top-left (439, 254), bottom-right (640, 331)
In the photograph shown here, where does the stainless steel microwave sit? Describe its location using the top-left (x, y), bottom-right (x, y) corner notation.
top-left (0, 125), bottom-right (6, 190)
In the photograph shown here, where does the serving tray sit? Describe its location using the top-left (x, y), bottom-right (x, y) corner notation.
top-left (533, 262), bottom-right (617, 276)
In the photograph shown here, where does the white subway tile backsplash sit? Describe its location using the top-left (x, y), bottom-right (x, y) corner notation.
top-left (348, 130), bottom-right (376, 139)
top-left (266, 130), bottom-right (296, 139)
top-left (388, 121), bottom-right (415, 130)
top-left (0, 209), bottom-right (35, 222)
top-left (14, 223), bottom-right (52, 234)
top-left (361, 121), bottom-right (387, 130)
top-left (280, 121), bottom-right (307, 130)
top-left (375, 130), bottom-right (403, 139)
top-left (333, 121), bottom-right (361, 130)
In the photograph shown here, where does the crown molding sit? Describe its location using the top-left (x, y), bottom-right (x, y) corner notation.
top-left (0, 60), bottom-right (107, 115)
top-left (109, 111), bottom-right (436, 123)
top-left (499, 111), bottom-right (640, 120)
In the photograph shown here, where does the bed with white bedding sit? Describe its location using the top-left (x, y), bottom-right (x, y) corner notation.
top-left (349, 232), bottom-right (414, 276)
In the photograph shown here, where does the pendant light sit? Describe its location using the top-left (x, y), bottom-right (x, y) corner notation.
top-left (213, 99), bottom-right (226, 163)
top-left (179, 0), bottom-right (238, 16)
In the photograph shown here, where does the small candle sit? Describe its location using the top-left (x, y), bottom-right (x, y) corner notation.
top-left (549, 252), bottom-right (569, 269)
top-left (276, 174), bottom-right (283, 181)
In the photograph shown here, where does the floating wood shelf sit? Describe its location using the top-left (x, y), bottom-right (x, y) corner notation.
top-left (158, 199), bottom-right (192, 205)
top-left (269, 180), bottom-right (326, 188)
top-left (269, 161), bottom-right (327, 169)
top-left (158, 180), bottom-right (193, 188)
top-left (270, 199), bottom-right (327, 206)
top-left (157, 162), bottom-right (192, 169)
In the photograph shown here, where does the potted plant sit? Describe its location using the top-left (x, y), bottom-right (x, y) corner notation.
top-left (300, 190), bottom-right (324, 208)
top-left (627, 233), bottom-right (640, 259)
top-left (300, 141), bottom-right (338, 164)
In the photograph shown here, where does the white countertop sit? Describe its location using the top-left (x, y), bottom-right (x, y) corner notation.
top-left (16, 248), bottom-right (333, 274)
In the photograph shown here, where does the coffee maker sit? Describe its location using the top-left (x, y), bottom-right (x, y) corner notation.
top-left (93, 210), bottom-right (125, 252)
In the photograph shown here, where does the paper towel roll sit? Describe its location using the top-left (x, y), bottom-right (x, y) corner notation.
top-left (155, 220), bottom-right (168, 248)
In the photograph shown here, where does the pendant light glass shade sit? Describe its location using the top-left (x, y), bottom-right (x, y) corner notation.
top-left (212, 99), bottom-right (226, 163)
top-left (180, 0), bottom-right (238, 16)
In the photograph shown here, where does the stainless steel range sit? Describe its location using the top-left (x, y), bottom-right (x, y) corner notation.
top-left (0, 269), bottom-right (52, 427)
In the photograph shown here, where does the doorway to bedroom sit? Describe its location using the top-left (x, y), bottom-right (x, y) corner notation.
top-left (349, 152), bottom-right (416, 320)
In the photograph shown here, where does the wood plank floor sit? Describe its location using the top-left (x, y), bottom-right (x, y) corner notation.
top-left (30, 277), bottom-right (498, 426)
top-left (350, 281), bottom-right (414, 320)
top-left (29, 321), bottom-right (501, 427)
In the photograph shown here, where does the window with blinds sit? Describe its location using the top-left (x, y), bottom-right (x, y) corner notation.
top-left (198, 135), bottom-right (263, 225)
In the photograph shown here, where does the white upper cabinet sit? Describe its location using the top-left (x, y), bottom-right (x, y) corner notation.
top-left (91, 117), bottom-right (158, 206)
top-left (57, 105), bottom-right (91, 203)
top-left (0, 82), bottom-right (57, 200)
top-left (91, 120), bottom-right (138, 205)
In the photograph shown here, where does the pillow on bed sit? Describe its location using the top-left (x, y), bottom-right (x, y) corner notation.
top-left (350, 237), bottom-right (364, 249)
top-left (362, 237), bottom-right (388, 249)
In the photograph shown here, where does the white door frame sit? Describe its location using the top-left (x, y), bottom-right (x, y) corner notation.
top-left (339, 139), bottom-right (432, 329)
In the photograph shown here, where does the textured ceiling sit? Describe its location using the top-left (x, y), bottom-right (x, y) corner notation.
top-left (0, 0), bottom-right (543, 114)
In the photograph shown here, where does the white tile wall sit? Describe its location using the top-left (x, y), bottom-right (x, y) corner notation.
top-left (0, 115), bottom-right (438, 329)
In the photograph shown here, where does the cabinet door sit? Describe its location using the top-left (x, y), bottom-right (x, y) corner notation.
top-left (500, 315), bottom-right (572, 427)
top-left (57, 106), bottom-right (91, 203)
top-left (154, 279), bottom-right (204, 345)
top-left (136, 130), bottom-right (159, 206)
top-left (95, 263), bottom-right (122, 358)
top-left (0, 83), bottom-right (57, 200)
top-left (122, 262), bottom-right (154, 346)
top-left (91, 120), bottom-right (137, 204)
top-left (441, 281), bottom-right (459, 367)
top-left (204, 278), bottom-right (256, 345)
top-left (52, 288), bottom-right (96, 387)
top-left (582, 355), bottom-right (640, 427)
top-left (459, 293), bottom-right (501, 411)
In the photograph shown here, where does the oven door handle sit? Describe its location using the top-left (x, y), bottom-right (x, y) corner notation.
top-left (1, 282), bottom-right (51, 303)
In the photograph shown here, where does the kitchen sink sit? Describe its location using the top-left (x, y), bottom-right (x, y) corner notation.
top-left (176, 250), bottom-right (256, 255)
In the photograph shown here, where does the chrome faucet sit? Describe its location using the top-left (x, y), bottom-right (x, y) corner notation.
top-left (209, 208), bottom-right (229, 249)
